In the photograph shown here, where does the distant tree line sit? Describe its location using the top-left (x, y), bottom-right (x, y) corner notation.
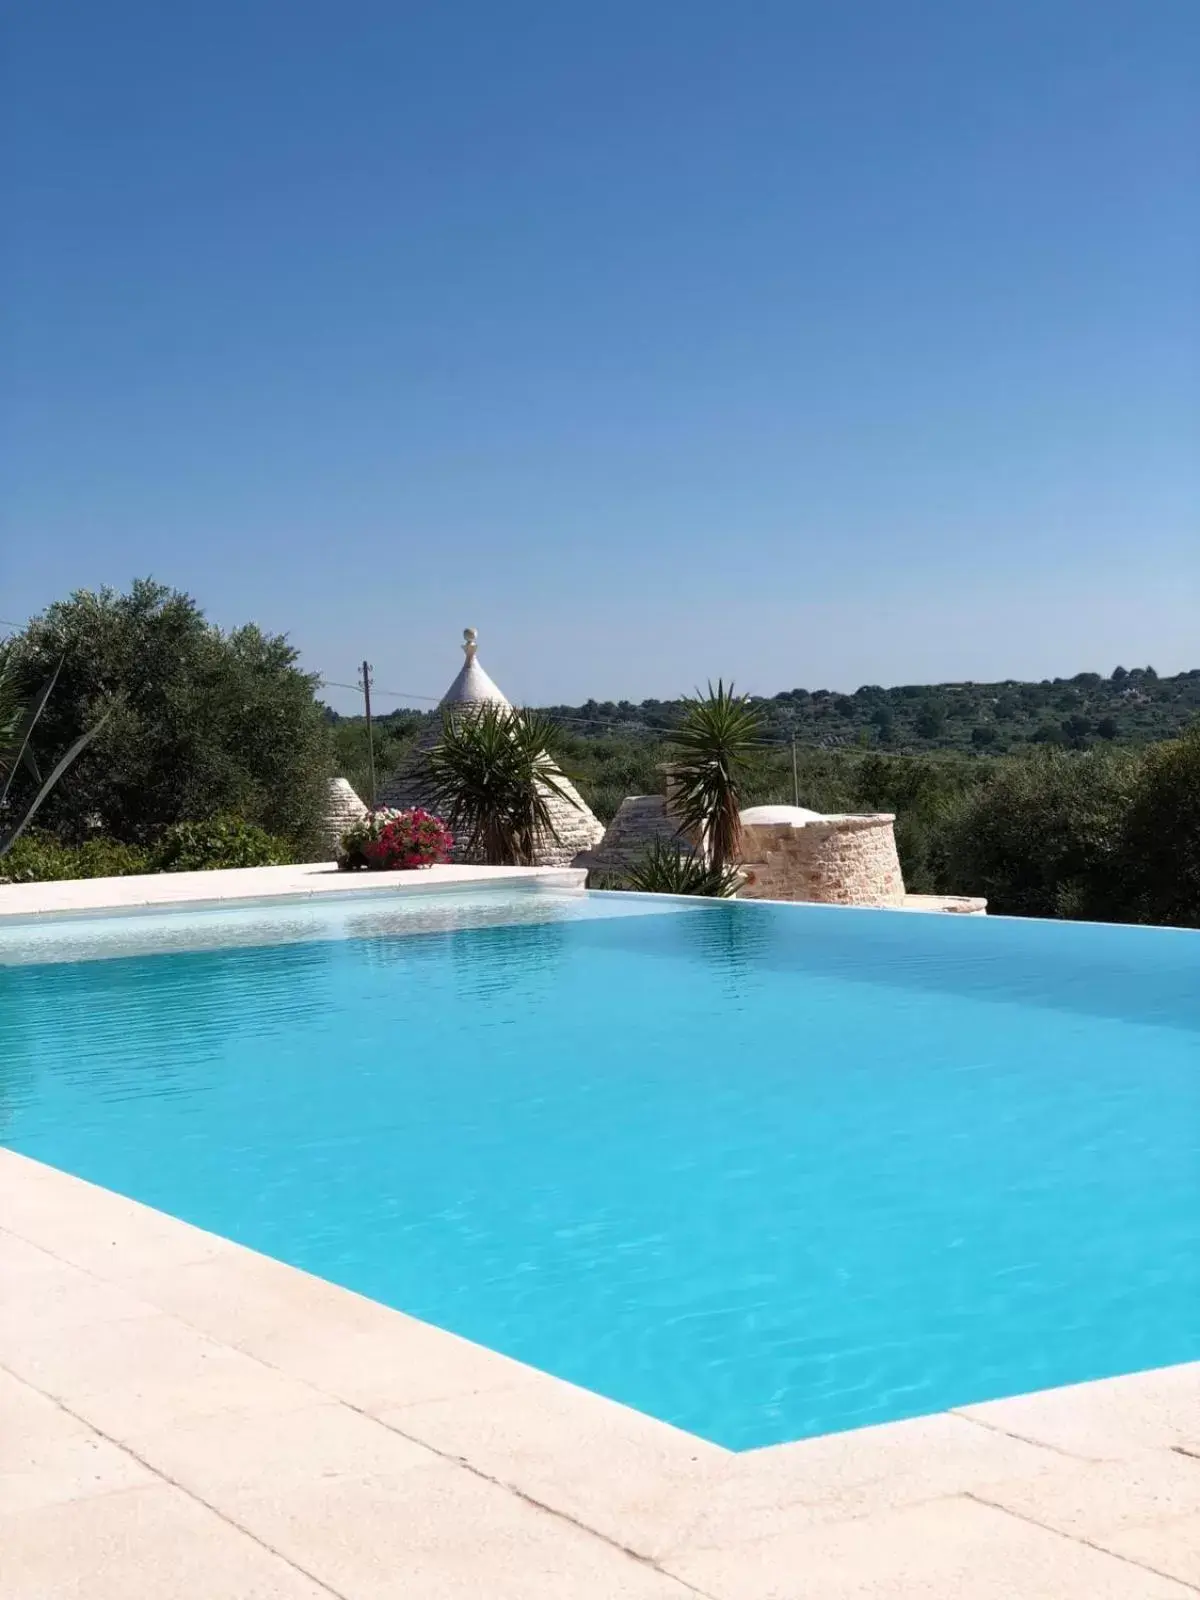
top-left (331, 692), bottom-right (1200, 928)
top-left (3, 581), bottom-right (1198, 925)
top-left (535, 666), bottom-right (1200, 754)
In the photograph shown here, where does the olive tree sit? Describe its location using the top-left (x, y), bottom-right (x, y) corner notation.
top-left (5, 580), bottom-right (332, 852)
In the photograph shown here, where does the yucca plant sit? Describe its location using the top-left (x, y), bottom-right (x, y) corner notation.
top-left (622, 839), bottom-right (741, 898)
top-left (0, 650), bottom-right (111, 858)
top-left (668, 680), bottom-right (764, 872)
top-left (423, 703), bottom-right (580, 866)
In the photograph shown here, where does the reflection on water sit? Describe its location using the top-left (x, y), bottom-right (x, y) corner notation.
top-left (0, 884), bottom-right (684, 967)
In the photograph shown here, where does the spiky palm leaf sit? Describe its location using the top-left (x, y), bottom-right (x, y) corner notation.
top-left (423, 703), bottom-right (580, 866)
top-left (668, 680), bottom-right (763, 871)
top-left (622, 840), bottom-right (741, 898)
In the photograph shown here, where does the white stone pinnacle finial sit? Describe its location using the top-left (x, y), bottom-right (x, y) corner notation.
top-left (463, 627), bottom-right (478, 662)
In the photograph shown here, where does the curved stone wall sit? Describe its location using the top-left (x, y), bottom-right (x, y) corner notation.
top-left (737, 814), bottom-right (905, 906)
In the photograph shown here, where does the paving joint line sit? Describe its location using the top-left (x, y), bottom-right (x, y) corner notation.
top-left (0, 1356), bottom-right (352, 1600)
top-left (963, 1490), bottom-right (1200, 1594)
top-left (0, 1246), bottom-right (715, 1600)
top-left (0, 1210), bottom-right (717, 1593)
top-left (361, 1400), bottom-right (717, 1596)
top-left (947, 1404), bottom-right (1098, 1461)
top-left (8, 1202), bottom-right (1196, 1598)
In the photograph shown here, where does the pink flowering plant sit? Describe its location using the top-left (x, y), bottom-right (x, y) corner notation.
top-left (337, 807), bottom-right (453, 871)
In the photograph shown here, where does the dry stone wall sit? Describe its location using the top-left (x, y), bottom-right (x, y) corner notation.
top-left (579, 795), bottom-right (678, 880)
top-left (737, 814), bottom-right (906, 906)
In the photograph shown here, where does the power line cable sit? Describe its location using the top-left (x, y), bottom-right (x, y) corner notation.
top-left (317, 677), bottom-right (974, 759)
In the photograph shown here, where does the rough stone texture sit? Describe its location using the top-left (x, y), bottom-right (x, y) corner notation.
top-left (737, 814), bottom-right (906, 906)
top-left (581, 795), bottom-right (985, 911)
top-left (320, 777), bottom-right (368, 858)
top-left (376, 629), bottom-right (604, 869)
top-left (578, 795), bottom-right (680, 881)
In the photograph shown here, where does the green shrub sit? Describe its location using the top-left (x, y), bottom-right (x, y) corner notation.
top-left (0, 818), bottom-right (291, 880)
top-left (1117, 731), bottom-right (1200, 927)
top-left (939, 749), bottom-right (1139, 919)
top-left (0, 832), bottom-right (149, 883)
top-left (148, 816), bottom-right (292, 872)
top-left (0, 834), bottom-right (78, 882)
top-left (619, 840), bottom-right (741, 897)
top-left (72, 838), bottom-right (151, 878)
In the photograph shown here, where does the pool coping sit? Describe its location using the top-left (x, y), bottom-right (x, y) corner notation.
top-left (2, 1149), bottom-right (1197, 1599)
top-left (0, 860), bottom-right (588, 921)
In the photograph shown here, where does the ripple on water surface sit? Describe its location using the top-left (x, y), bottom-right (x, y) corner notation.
top-left (2, 888), bottom-right (1197, 1449)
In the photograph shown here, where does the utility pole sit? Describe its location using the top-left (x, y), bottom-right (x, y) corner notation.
top-left (791, 733), bottom-right (800, 808)
top-left (360, 660), bottom-right (377, 807)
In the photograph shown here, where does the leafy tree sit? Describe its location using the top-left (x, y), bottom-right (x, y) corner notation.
top-left (915, 703), bottom-right (946, 739)
top-left (0, 648), bottom-right (111, 856)
top-left (328, 707), bottom-right (427, 803)
top-left (1118, 731), bottom-right (1200, 927)
top-left (5, 581), bottom-right (331, 852)
top-left (940, 749), bottom-right (1139, 918)
top-left (423, 703), bottom-right (578, 865)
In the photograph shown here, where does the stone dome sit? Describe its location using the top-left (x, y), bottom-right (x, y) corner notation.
top-left (739, 804), bottom-right (825, 826)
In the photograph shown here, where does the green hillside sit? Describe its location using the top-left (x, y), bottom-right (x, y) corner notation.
top-left (541, 665), bottom-right (1200, 754)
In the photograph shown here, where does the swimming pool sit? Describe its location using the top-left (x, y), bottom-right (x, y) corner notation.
top-left (2, 883), bottom-right (1197, 1450)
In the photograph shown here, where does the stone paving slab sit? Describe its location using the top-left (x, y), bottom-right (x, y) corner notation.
top-left (0, 1483), bottom-right (341, 1600)
top-left (662, 1493), bottom-right (1199, 1600)
top-left (0, 860), bottom-right (585, 919)
top-left (959, 1363), bottom-right (1200, 1458)
top-left (1, 1149), bottom-right (1197, 1599)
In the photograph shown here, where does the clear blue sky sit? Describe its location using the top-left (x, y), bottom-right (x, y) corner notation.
top-left (3, 1), bottom-right (1197, 713)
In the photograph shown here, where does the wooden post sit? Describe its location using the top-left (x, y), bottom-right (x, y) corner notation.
top-left (360, 660), bottom-right (377, 808)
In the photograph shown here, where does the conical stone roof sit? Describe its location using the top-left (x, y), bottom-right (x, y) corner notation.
top-left (320, 776), bottom-right (368, 858)
top-left (376, 628), bottom-right (605, 867)
top-left (439, 630), bottom-right (510, 710)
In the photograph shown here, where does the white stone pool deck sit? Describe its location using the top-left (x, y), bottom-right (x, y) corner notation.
top-left (2, 867), bottom-right (1198, 1596)
top-left (0, 859), bottom-right (586, 920)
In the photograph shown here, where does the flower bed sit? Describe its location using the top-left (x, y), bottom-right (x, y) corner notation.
top-left (337, 808), bottom-right (453, 871)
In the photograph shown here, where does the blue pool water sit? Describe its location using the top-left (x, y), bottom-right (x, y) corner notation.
top-left (1, 885), bottom-right (1197, 1450)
